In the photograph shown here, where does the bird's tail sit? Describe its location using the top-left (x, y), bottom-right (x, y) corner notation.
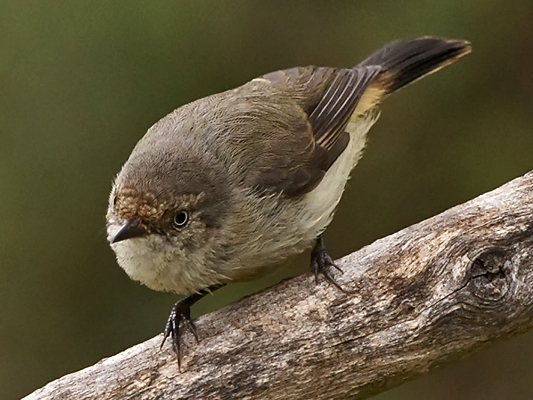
top-left (354, 37), bottom-right (471, 115)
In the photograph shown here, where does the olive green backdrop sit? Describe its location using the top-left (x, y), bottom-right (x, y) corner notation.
top-left (1, 1), bottom-right (532, 399)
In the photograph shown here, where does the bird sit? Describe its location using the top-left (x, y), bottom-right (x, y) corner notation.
top-left (106, 36), bottom-right (471, 368)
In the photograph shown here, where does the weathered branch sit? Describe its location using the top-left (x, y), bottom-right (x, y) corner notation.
top-left (24, 171), bottom-right (533, 400)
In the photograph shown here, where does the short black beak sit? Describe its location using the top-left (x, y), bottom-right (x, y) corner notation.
top-left (111, 217), bottom-right (147, 243)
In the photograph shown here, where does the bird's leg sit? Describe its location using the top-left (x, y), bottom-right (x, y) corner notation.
top-left (310, 234), bottom-right (345, 292)
top-left (161, 284), bottom-right (224, 370)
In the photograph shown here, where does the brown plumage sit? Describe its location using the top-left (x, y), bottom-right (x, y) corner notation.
top-left (106, 36), bottom-right (471, 366)
top-left (248, 37), bottom-right (471, 197)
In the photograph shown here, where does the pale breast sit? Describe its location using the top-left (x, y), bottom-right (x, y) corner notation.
top-left (295, 111), bottom-right (380, 242)
top-left (219, 111), bottom-right (380, 282)
top-left (108, 224), bottom-right (229, 295)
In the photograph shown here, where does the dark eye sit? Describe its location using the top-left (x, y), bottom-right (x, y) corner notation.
top-left (173, 210), bottom-right (189, 228)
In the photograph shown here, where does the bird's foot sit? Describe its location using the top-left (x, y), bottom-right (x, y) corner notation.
top-left (161, 298), bottom-right (199, 370)
top-left (160, 286), bottom-right (223, 370)
top-left (311, 235), bottom-right (345, 292)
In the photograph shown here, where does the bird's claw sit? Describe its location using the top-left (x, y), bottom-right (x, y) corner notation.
top-left (161, 299), bottom-right (198, 370)
top-left (311, 235), bottom-right (346, 292)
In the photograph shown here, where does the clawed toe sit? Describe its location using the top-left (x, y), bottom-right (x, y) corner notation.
top-left (311, 235), bottom-right (346, 292)
top-left (161, 300), bottom-right (198, 370)
top-left (160, 286), bottom-right (223, 370)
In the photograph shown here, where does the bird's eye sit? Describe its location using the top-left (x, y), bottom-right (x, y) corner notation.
top-left (173, 210), bottom-right (189, 228)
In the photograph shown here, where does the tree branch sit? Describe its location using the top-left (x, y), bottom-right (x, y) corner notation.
top-left (24, 171), bottom-right (533, 400)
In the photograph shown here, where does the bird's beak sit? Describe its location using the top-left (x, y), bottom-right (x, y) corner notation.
top-left (111, 217), bottom-right (148, 243)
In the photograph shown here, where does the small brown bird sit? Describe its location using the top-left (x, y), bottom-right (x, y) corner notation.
top-left (106, 37), bottom-right (471, 367)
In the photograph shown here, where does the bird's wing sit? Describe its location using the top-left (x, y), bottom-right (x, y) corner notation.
top-left (236, 37), bottom-right (470, 198)
top-left (243, 65), bottom-right (379, 197)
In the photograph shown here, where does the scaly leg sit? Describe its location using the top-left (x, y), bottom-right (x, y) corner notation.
top-left (161, 285), bottom-right (224, 369)
top-left (310, 234), bottom-right (345, 292)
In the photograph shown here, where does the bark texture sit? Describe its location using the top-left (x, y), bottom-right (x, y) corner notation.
top-left (24, 171), bottom-right (533, 400)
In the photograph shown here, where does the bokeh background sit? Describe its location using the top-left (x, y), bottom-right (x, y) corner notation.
top-left (1, 1), bottom-right (532, 399)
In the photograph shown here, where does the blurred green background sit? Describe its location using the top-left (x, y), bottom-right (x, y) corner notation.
top-left (1, 1), bottom-right (532, 399)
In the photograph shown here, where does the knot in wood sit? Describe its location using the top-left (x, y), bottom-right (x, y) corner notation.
top-left (468, 248), bottom-right (509, 302)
